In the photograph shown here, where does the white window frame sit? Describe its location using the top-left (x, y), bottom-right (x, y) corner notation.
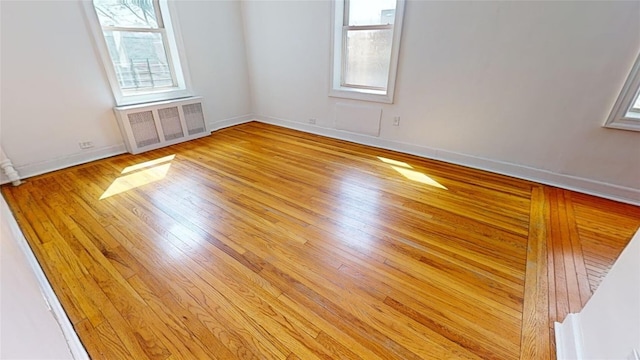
top-left (605, 53), bottom-right (640, 132)
top-left (83, 0), bottom-right (192, 106)
top-left (329, 0), bottom-right (405, 104)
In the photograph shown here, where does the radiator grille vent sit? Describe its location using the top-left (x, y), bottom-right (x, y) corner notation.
top-left (128, 111), bottom-right (160, 148)
top-left (114, 97), bottom-right (209, 154)
top-left (183, 103), bottom-right (205, 135)
top-left (158, 107), bottom-right (184, 141)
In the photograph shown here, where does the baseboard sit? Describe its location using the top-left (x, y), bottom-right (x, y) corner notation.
top-left (0, 143), bottom-right (127, 185)
top-left (208, 113), bottom-right (254, 132)
top-left (3, 113), bottom-right (638, 205)
top-left (555, 314), bottom-right (585, 360)
top-left (1, 197), bottom-right (89, 359)
top-left (254, 115), bottom-right (640, 206)
top-left (0, 114), bottom-right (257, 185)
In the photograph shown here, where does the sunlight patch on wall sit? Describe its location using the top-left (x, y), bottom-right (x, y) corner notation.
top-left (100, 155), bottom-right (175, 199)
top-left (377, 156), bottom-right (447, 190)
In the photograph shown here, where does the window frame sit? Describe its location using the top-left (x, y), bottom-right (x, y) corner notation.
top-left (83, 0), bottom-right (192, 106)
top-left (329, 0), bottom-right (405, 104)
top-left (604, 53), bottom-right (640, 132)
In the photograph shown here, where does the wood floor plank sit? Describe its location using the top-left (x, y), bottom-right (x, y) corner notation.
top-left (571, 194), bottom-right (640, 293)
top-left (105, 220), bottom-right (282, 359)
top-left (549, 188), bottom-right (571, 322)
top-left (126, 275), bottom-right (224, 360)
top-left (74, 320), bottom-right (113, 360)
top-left (337, 262), bottom-right (522, 345)
top-left (94, 320), bottom-right (135, 360)
top-left (520, 186), bottom-right (550, 360)
top-left (562, 191), bottom-right (592, 307)
top-left (546, 202), bottom-right (557, 328)
top-left (3, 122), bottom-right (639, 360)
top-left (556, 190), bottom-right (582, 314)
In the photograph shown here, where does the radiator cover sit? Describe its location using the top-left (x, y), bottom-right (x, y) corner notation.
top-left (114, 97), bottom-right (209, 154)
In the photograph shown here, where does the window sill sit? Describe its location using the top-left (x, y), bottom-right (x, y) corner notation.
top-left (117, 88), bottom-right (192, 106)
top-left (329, 87), bottom-right (393, 104)
top-left (603, 119), bottom-right (640, 132)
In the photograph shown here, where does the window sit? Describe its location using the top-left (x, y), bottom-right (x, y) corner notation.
top-left (330, 0), bottom-right (405, 103)
top-left (84, 0), bottom-right (191, 105)
top-left (605, 53), bottom-right (640, 131)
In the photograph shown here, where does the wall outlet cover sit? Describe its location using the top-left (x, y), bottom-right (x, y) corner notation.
top-left (78, 141), bottom-right (94, 149)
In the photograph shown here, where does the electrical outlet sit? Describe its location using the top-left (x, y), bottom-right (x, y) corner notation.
top-left (79, 141), bottom-right (94, 149)
top-left (393, 116), bottom-right (400, 126)
top-left (309, 118), bottom-right (317, 125)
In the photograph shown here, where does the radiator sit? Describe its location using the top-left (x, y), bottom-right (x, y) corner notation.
top-left (113, 97), bottom-right (209, 154)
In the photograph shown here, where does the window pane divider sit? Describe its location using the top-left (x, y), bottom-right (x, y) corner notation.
top-left (341, 83), bottom-right (386, 91)
top-left (159, 30), bottom-right (179, 87)
top-left (102, 26), bottom-right (164, 33)
top-left (343, 24), bottom-right (393, 31)
top-left (153, 0), bottom-right (165, 28)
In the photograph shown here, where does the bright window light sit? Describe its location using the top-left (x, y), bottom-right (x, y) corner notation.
top-left (605, 53), bottom-right (640, 131)
top-left (84, 0), bottom-right (191, 105)
top-left (330, 0), bottom-right (405, 103)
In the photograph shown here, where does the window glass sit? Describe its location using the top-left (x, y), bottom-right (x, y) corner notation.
top-left (93, 0), bottom-right (159, 29)
top-left (102, 31), bottom-right (174, 90)
top-left (348, 0), bottom-right (396, 26)
top-left (86, 0), bottom-right (191, 104)
top-left (631, 90), bottom-right (640, 112)
top-left (344, 29), bottom-right (393, 89)
top-left (603, 54), bottom-right (640, 131)
top-left (330, 0), bottom-right (404, 103)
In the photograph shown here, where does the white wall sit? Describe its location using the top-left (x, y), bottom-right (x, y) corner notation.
top-left (174, 0), bottom-right (252, 125)
top-left (0, 1), bottom-right (123, 176)
top-left (0, 0), bottom-right (252, 180)
top-left (1, 0), bottom-right (639, 202)
top-left (556, 229), bottom-right (640, 359)
top-left (242, 0), bottom-right (640, 203)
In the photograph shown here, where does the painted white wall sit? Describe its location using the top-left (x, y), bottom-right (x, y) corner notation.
top-left (0, 195), bottom-right (80, 359)
top-left (0, 0), bottom-right (251, 180)
top-left (0, 1), bottom-right (123, 174)
top-left (556, 229), bottom-right (640, 360)
top-left (242, 0), bottom-right (640, 201)
top-left (174, 0), bottom-right (252, 124)
top-left (2, 0), bottom-right (639, 202)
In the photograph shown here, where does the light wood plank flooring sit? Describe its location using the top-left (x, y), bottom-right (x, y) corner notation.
top-left (3, 122), bottom-right (639, 359)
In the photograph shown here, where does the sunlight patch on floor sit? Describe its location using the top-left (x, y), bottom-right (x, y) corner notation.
top-left (377, 156), bottom-right (447, 190)
top-left (390, 166), bottom-right (447, 189)
top-left (100, 155), bottom-right (175, 200)
top-left (377, 156), bottom-right (413, 168)
top-left (121, 155), bottom-right (175, 174)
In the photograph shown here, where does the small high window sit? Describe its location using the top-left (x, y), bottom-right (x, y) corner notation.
top-left (84, 0), bottom-right (191, 105)
top-left (330, 0), bottom-right (405, 103)
top-left (605, 53), bottom-right (640, 131)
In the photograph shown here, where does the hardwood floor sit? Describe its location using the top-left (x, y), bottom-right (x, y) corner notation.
top-left (3, 122), bottom-right (639, 359)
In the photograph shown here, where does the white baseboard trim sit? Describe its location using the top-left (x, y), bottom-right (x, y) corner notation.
top-left (0, 114), bottom-right (256, 185)
top-left (1, 197), bottom-right (89, 359)
top-left (208, 113), bottom-right (254, 132)
top-left (555, 314), bottom-right (584, 360)
top-left (0, 143), bottom-right (127, 185)
top-left (254, 115), bottom-right (640, 206)
top-left (2, 114), bottom-right (638, 205)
